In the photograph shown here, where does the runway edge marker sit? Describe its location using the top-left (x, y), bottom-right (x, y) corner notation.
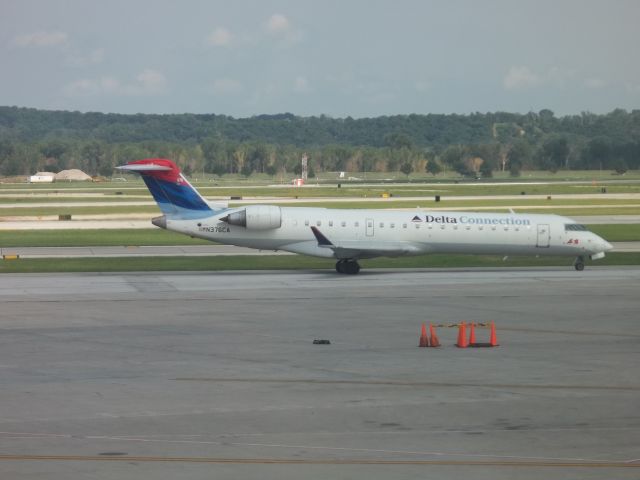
top-left (456, 322), bottom-right (468, 348)
top-left (429, 323), bottom-right (441, 347)
top-left (419, 323), bottom-right (428, 347)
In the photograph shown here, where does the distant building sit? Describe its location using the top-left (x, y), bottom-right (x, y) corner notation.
top-left (29, 173), bottom-right (55, 183)
top-left (28, 169), bottom-right (92, 183)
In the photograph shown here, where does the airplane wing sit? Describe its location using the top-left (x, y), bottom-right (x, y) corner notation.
top-left (310, 227), bottom-right (424, 259)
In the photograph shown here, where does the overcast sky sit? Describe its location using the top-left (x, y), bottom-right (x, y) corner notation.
top-left (1, 0), bottom-right (639, 117)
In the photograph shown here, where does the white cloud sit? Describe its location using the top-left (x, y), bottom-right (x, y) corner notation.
top-left (504, 66), bottom-right (574, 90)
top-left (64, 78), bottom-right (98, 96)
top-left (545, 66), bottom-right (574, 87)
top-left (263, 13), bottom-right (301, 46)
top-left (503, 66), bottom-right (541, 90)
top-left (363, 90), bottom-right (396, 105)
top-left (625, 82), bottom-right (640, 94)
top-left (88, 48), bottom-right (105, 64)
top-left (205, 27), bottom-right (232, 47)
top-left (584, 77), bottom-right (606, 89)
top-left (66, 48), bottom-right (105, 66)
top-left (132, 68), bottom-right (168, 95)
top-left (99, 76), bottom-right (120, 93)
top-left (266, 14), bottom-right (291, 34)
top-left (13, 31), bottom-right (68, 47)
top-left (64, 76), bottom-right (120, 96)
top-left (209, 78), bottom-right (243, 95)
top-left (414, 80), bottom-right (431, 93)
top-left (64, 69), bottom-right (168, 97)
top-left (293, 76), bottom-right (311, 93)
top-left (246, 82), bottom-right (281, 108)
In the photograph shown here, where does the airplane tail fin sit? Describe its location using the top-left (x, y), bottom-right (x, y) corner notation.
top-left (116, 158), bottom-right (225, 217)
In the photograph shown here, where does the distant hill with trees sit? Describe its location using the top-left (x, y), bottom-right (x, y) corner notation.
top-left (0, 106), bottom-right (638, 178)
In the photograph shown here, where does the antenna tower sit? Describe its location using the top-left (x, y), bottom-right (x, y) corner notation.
top-left (301, 153), bottom-right (308, 181)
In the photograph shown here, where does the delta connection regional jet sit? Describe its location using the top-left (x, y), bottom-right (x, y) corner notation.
top-left (117, 159), bottom-right (613, 274)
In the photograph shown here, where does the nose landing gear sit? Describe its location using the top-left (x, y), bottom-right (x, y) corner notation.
top-left (574, 255), bottom-right (585, 271)
top-left (336, 259), bottom-right (361, 274)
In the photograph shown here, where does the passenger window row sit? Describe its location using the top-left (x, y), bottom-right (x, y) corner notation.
top-left (298, 220), bottom-right (523, 232)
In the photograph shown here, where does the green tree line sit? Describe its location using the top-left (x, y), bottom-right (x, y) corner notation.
top-left (0, 106), bottom-right (638, 177)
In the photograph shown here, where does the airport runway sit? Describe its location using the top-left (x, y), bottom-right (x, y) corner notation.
top-left (0, 268), bottom-right (639, 480)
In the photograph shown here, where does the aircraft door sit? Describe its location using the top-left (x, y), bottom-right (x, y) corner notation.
top-left (536, 224), bottom-right (550, 248)
top-left (366, 218), bottom-right (374, 237)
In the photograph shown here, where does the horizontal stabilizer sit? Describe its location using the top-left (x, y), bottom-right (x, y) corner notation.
top-left (116, 164), bottom-right (173, 172)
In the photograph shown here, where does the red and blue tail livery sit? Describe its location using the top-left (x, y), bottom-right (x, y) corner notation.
top-left (117, 159), bottom-right (216, 218)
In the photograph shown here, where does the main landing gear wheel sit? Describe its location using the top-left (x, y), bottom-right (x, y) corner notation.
top-left (335, 259), bottom-right (360, 275)
top-left (574, 256), bottom-right (585, 271)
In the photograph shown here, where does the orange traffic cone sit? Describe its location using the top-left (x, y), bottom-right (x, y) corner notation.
top-left (419, 323), bottom-right (428, 347)
top-left (456, 322), bottom-right (468, 348)
top-left (489, 321), bottom-right (499, 347)
top-left (429, 323), bottom-right (441, 347)
top-left (468, 322), bottom-right (477, 345)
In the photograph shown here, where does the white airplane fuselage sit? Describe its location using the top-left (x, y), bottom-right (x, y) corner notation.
top-left (162, 206), bottom-right (612, 260)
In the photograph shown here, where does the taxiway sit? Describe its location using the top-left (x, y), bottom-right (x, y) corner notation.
top-left (0, 268), bottom-right (638, 479)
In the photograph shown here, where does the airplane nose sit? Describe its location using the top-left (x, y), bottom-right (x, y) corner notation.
top-left (603, 240), bottom-right (614, 252)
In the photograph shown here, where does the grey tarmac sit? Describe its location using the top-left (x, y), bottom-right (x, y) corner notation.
top-left (0, 267), bottom-right (639, 480)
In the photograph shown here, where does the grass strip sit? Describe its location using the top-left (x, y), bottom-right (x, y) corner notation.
top-left (0, 206), bottom-right (160, 216)
top-left (0, 196), bottom-right (152, 204)
top-left (0, 229), bottom-right (210, 247)
top-left (1, 253), bottom-right (638, 274)
top-left (587, 224), bottom-right (640, 241)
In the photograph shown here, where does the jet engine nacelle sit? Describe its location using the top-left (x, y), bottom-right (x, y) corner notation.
top-left (223, 205), bottom-right (282, 230)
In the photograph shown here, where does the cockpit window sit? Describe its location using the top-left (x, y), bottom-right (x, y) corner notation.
top-left (565, 224), bottom-right (589, 232)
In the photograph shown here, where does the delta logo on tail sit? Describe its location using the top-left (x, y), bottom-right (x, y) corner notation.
top-left (118, 159), bottom-right (212, 216)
